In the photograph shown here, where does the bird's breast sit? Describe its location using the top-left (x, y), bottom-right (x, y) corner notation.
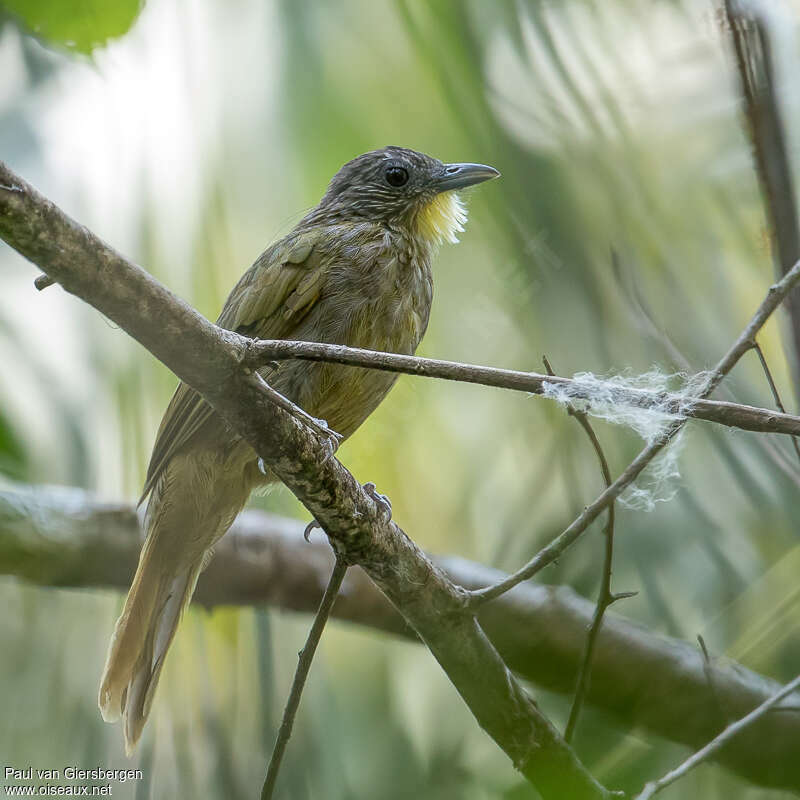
top-left (275, 234), bottom-right (433, 439)
top-left (328, 230), bottom-right (433, 347)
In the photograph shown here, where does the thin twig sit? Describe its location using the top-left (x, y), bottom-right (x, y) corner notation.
top-left (466, 260), bottom-right (800, 607)
top-left (561, 459), bottom-right (622, 744)
top-left (541, 356), bottom-right (625, 744)
top-left (697, 635), bottom-right (729, 730)
top-left (243, 339), bottom-right (800, 438)
top-left (614, 247), bottom-right (800, 488)
top-left (633, 672), bottom-right (800, 799)
top-left (261, 554), bottom-right (348, 800)
top-left (750, 341), bottom-right (800, 464)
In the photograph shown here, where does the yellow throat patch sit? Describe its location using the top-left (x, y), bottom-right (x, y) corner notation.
top-left (416, 191), bottom-right (468, 245)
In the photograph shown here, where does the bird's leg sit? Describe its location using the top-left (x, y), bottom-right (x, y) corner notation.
top-left (253, 373), bottom-right (343, 455)
top-left (363, 482), bottom-right (392, 522)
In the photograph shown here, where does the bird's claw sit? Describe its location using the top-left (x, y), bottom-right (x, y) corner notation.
top-left (363, 482), bottom-right (392, 522)
top-left (304, 519), bottom-right (321, 542)
top-left (305, 484), bottom-right (391, 542)
top-left (308, 416), bottom-right (343, 462)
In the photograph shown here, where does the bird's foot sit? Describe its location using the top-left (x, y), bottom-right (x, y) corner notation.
top-left (253, 373), bottom-right (342, 456)
top-left (305, 483), bottom-right (391, 541)
top-left (309, 416), bottom-right (344, 462)
top-left (363, 482), bottom-right (392, 522)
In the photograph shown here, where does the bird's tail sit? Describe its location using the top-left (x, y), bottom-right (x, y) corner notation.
top-left (98, 533), bottom-right (204, 755)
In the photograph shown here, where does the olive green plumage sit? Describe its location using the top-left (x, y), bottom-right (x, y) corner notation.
top-left (97, 146), bottom-right (498, 753)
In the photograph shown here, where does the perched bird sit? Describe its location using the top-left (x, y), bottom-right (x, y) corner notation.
top-left (98, 146), bottom-right (499, 753)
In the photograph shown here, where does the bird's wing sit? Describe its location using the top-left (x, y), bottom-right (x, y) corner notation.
top-left (139, 229), bottom-right (327, 503)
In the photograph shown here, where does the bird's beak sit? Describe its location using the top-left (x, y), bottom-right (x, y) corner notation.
top-left (433, 162), bottom-right (500, 192)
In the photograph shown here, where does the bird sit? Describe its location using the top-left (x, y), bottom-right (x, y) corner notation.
top-left (97, 145), bottom-right (499, 754)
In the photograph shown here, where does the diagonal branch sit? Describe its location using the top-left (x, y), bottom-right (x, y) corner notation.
top-left (634, 672), bottom-right (800, 800)
top-left (467, 259), bottom-right (800, 607)
top-left (750, 340), bottom-right (800, 464)
top-left (0, 161), bottom-right (611, 800)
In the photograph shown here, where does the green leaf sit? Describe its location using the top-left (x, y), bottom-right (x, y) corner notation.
top-left (1, 0), bottom-right (143, 54)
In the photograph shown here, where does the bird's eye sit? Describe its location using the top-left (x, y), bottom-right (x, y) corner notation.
top-left (385, 166), bottom-right (409, 187)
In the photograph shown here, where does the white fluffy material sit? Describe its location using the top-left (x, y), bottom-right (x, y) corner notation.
top-left (542, 369), bottom-right (710, 510)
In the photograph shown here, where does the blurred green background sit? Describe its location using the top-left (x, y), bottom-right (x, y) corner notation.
top-left (2, 0), bottom-right (800, 797)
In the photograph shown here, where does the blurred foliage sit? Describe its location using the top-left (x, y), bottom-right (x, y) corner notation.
top-left (0, 0), bottom-right (143, 54)
top-left (2, 0), bottom-right (800, 797)
top-left (0, 410), bottom-right (27, 480)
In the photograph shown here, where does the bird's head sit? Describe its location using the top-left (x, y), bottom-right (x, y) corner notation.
top-left (314, 146), bottom-right (499, 245)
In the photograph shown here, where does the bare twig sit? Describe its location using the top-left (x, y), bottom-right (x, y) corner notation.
top-left (750, 341), bottom-right (800, 464)
top-left (261, 555), bottom-right (348, 800)
top-left (697, 635), bottom-right (729, 731)
top-left (243, 339), bottom-right (800, 438)
top-left (467, 260), bottom-right (800, 607)
top-left (613, 247), bottom-right (800, 488)
top-left (541, 356), bottom-right (625, 744)
top-left (634, 672), bottom-right (800, 799)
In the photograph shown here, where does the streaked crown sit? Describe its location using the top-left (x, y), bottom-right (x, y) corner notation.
top-left (311, 146), bottom-right (499, 237)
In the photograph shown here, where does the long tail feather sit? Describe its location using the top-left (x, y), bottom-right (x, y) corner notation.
top-left (99, 447), bottom-right (255, 753)
top-left (98, 548), bottom-right (203, 755)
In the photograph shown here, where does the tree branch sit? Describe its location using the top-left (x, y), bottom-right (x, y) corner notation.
top-left (242, 338), bottom-right (800, 437)
top-left (0, 161), bottom-right (610, 799)
top-left (261, 555), bottom-right (348, 800)
top-left (634, 672), bottom-right (800, 799)
top-left (2, 483), bottom-right (799, 793)
top-left (467, 259), bottom-right (800, 606)
top-left (750, 340), bottom-right (800, 463)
